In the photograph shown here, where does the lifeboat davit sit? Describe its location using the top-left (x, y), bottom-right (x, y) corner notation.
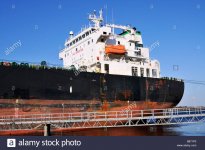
top-left (105, 45), bottom-right (126, 54)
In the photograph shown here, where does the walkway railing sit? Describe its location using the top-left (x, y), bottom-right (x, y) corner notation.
top-left (0, 107), bottom-right (205, 131)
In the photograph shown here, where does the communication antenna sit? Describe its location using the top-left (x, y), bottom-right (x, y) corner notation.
top-left (112, 8), bottom-right (115, 35)
top-left (104, 4), bottom-right (108, 25)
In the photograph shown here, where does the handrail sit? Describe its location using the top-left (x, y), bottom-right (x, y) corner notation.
top-left (1, 107), bottom-right (205, 124)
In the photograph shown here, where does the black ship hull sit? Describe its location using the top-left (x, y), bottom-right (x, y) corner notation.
top-left (0, 65), bottom-right (184, 114)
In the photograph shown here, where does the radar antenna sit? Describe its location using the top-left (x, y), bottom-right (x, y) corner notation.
top-left (89, 9), bottom-right (103, 28)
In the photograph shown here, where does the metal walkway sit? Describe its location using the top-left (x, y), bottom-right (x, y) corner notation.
top-left (0, 107), bottom-right (205, 131)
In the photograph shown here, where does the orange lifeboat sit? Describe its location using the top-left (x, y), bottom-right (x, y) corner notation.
top-left (105, 45), bottom-right (126, 54)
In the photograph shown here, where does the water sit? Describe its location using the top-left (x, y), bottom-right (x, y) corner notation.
top-left (53, 122), bottom-right (205, 136)
top-left (167, 123), bottom-right (205, 136)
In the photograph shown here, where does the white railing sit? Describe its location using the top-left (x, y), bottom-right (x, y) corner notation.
top-left (0, 107), bottom-right (205, 130)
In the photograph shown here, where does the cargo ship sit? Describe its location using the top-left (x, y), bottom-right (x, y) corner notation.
top-left (0, 9), bottom-right (184, 114)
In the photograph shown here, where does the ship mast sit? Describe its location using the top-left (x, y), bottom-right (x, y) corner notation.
top-left (88, 9), bottom-right (103, 28)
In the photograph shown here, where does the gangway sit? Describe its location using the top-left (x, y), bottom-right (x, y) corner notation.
top-left (0, 107), bottom-right (205, 131)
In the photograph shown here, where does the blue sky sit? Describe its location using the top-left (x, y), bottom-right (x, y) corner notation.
top-left (0, 0), bottom-right (205, 106)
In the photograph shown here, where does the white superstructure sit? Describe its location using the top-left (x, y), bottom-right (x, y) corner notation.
top-left (59, 9), bottom-right (160, 78)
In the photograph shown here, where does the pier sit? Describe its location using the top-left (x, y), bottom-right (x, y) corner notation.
top-left (0, 107), bottom-right (205, 134)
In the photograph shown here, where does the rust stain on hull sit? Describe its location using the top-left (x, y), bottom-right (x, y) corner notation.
top-left (0, 99), bottom-right (175, 116)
